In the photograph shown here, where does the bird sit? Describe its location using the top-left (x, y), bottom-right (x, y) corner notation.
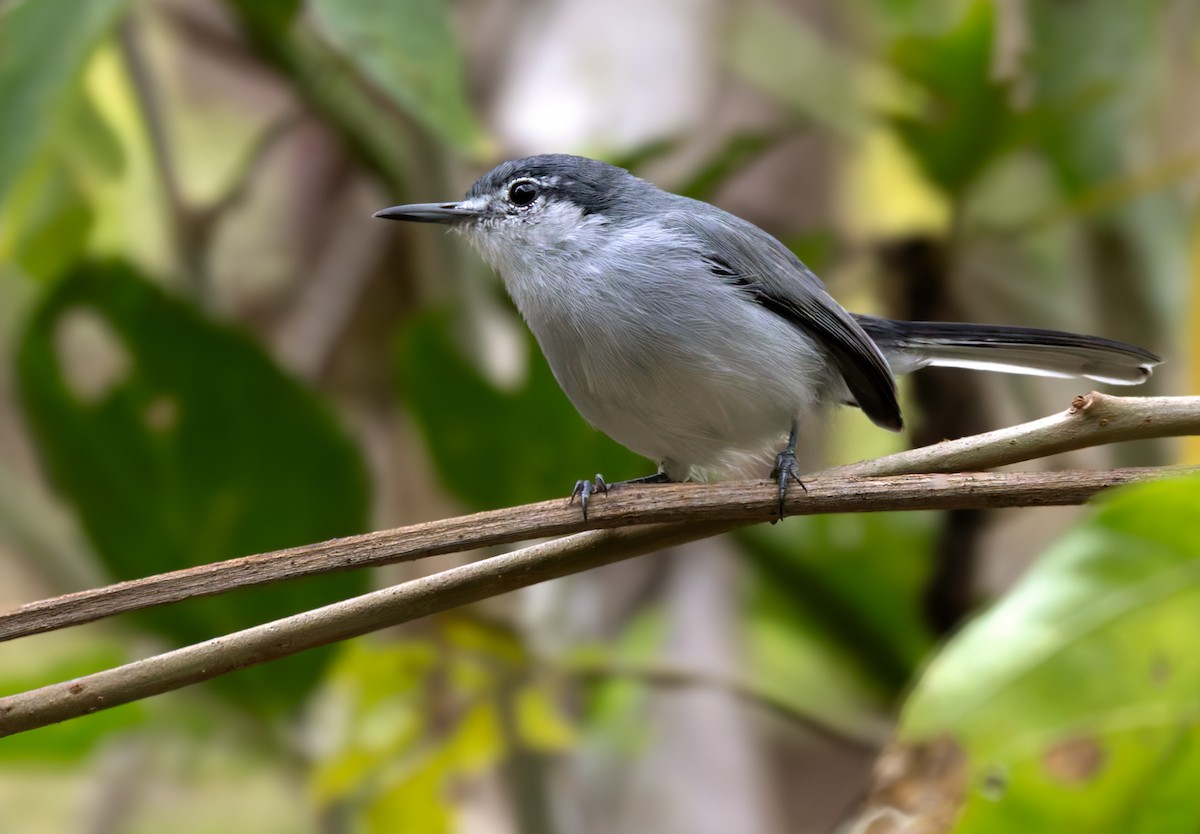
top-left (375, 154), bottom-right (1161, 519)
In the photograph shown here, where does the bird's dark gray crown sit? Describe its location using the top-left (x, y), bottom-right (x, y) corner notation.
top-left (467, 154), bottom-right (637, 216)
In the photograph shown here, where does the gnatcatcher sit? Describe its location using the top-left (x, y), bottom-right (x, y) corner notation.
top-left (376, 154), bottom-right (1160, 518)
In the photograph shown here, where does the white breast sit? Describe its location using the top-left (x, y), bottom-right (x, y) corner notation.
top-left (464, 209), bottom-right (836, 480)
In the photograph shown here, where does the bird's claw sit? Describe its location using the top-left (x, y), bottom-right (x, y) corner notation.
top-left (770, 451), bottom-right (806, 519)
top-left (569, 474), bottom-right (608, 521)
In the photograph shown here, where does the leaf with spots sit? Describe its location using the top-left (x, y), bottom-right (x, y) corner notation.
top-left (15, 261), bottom-right (370, 715)
top-left (890, 476), bottom-right (1200, 833)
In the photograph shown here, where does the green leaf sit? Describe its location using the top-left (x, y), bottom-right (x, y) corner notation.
top-left (397, 310), bottom-right (646, 510)
top-left (849, 0), bottom-right (962, 34)
top-left (515, 684), bottom-right (577, 752)
top-left (311, 641), bottom-right (438, 803)
top-left (222, 0), bottom-right (412, 193)
top-left (5, 151), bottom-right (94, 282)
top-left (442, 617), bottom-right (525, 667)
top-left (222, 0), bottom-right (301, 35)
top-left (1025, 0), bottom-right (1169, 195)
top-left (364, 751), bottom-right (455, 834)
top-left (743, 513), bottom-right (936, 687)
top-left (59, 82), bottom-right (125, 180)
top-left (0, 0), bottom-right (129, 206)
top-left (361, 702), bottom-right (501, 834)
top-left (313, 623), bottom-right (533, 831)
top-left (899, 476), bottom-right (1200, 832)
top-left (574, 610), bottom-right (667, 758)
top-left (725, 0), bottom-right (880, 137)
top-left (740, 513), bottom-right (936, 738)
top-left (15, 261), bottom-right (370, 714)
top-left (309, 0), bottom-right (488, 158)
top-left (1, 83), bottom-right (124, 282)
top-left (888, 0), bottom-right (1026, 197)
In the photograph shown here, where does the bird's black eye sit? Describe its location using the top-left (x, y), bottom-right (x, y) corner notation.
top-left (508, 180), bottom-right (538, 207)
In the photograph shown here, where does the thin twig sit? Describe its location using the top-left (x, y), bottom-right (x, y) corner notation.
top-left (0, 466), bottom-right (1195, 737)
top-left (119, 16), bottom-right (306, 300)
top-left (827, 392), bottom-right (1196, 477)
top-left (2, 392), bottom-right (1195, 644)
top-left (207, 112), bottom-right (304, 220)
top-left (561, 657), bottom-right (891, 750)
top-left (118, 14), bottom-right (206, 295)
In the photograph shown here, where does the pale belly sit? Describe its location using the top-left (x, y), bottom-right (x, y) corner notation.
top-left (488, 230), bottom-right (850, 480)
top-left (527, 295), bottom-right (840, 481)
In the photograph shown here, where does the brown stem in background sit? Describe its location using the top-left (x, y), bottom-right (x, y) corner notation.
top-left (878, 237), bottom-right (989, 636)
top-left (118, 14), bottom-right (209, 297)
top-left (119, 11), bottom-right (306, 303)
top-left (496, 676), bottom-right (555, 834)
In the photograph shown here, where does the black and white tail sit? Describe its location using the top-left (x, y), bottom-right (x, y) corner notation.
top-left (854, 314), bottom-right (1160, 386)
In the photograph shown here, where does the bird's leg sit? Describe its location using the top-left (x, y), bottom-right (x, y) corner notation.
top-left (612, 471), bottom-right (672, 488)
top-left (770, 421), bottom-right (807, 518)
top-left (569, 469), bottom-right (673, 521)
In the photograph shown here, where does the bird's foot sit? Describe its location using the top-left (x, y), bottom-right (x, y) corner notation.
top-left (770, 450), bottom-right (807, 519)
top-left (567, 471), bottom-right (673, 521)
top-left (569, 474), bottom-right (608, 521)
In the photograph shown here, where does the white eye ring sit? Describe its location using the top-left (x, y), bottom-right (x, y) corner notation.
top-left (507, 179), bottom-right (539, 207)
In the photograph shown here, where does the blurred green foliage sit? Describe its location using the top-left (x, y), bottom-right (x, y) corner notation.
top-left (0, 0), bottom-right (1193, 831)
top-left (741, 512), bottom-right (937, 738)
top-left (0, 0), bottom-right (129, 206)
top-left (0, 0), bottom-right (128, 285)
top-left (889, 1), bottom-right (1027, 199)
top-left (17, 261), bottom-right (369, 713)
top-left (313, 620), bottom-right (575, 833)
top-left (310, 0), bottom-right (489, 159)
top-left (1025, 0), bottom-right (1171, 196)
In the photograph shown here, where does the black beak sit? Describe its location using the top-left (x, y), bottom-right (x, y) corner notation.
top-left (373, 202), bottom-right (481, 224)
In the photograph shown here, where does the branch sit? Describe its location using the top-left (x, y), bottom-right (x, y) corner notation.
top-left (2, 392), bottom-right (1196, 644)
top-left (1, 466), bottom-right (1196, 737)
top-left (827, 392), bottom-right (1197, 477)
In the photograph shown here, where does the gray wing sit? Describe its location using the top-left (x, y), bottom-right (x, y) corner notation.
top-left (663, 205), bottom-right (903, 431)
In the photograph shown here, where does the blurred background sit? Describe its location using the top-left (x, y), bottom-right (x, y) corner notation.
top-left (2, 0), bottom-right (1199, 831)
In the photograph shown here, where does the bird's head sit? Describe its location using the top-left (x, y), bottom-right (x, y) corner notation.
top-left (374, 154), bottom-right (649, 271)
